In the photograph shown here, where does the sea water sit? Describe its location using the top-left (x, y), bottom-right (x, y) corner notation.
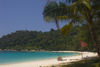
top-left (0, 51), bottom-right (78, 64)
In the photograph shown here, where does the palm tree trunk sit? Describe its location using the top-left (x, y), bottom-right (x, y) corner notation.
top-left (55, 19), bottom-right (60, 30)
top-left (89, 23), bottom-right (100, 58)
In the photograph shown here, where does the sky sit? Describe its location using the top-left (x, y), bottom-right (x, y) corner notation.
top-left (0, 0), bottom-right (67, 38)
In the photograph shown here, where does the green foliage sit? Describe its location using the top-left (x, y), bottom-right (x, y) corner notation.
top-left (0, 27), bottom-right (79, 51)
top-left (60, 22), bottom-right (73, 36)
top-left (43, 1), bottom-right (100, 50)
top-left (90, 63), bottom-right (100, 67)
top-left (0, 20), bottom-right (100, 51)
top-left (43, 1), bottom-right (68, 22)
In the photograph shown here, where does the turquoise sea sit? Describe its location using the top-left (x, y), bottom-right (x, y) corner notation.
top-left (0, 51), bottom-right (78, 65)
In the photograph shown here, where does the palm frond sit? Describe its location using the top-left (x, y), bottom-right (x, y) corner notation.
top-left (43, 1), bottom-right (68, 22)
top-left (60, 21), bottom-right (73, 36)
top-left (68, 0), bottom-right (91, 15)
top-left (57, 15), bottom-right (70, 21)
top-left (60, 14), bottom-right (85, 36)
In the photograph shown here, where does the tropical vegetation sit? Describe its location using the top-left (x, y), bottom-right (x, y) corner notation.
top-left (0, 21), bottom-right (100, 51)
top-left (43, 0), bottom-right (100, 58)
top-left (0, 27), bottom-right (79, 51)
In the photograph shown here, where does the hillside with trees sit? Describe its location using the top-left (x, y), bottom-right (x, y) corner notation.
top-left (0, 22), bottom-right (99, 51)
top-left (0, 26), bottom-right (79, 51)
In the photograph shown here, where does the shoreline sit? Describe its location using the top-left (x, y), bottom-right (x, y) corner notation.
top-left (0, 51), bottom-right (98, 67)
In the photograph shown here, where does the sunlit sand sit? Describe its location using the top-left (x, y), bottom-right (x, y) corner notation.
top-left (0, 51), bottom-right (98, 67)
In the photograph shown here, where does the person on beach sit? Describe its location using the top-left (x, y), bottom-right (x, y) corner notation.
top-left (57, 55), bottom-right (62, 61)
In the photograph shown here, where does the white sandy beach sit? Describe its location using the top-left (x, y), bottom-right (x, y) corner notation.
top-left (0, 51), bottom-right (98, 67)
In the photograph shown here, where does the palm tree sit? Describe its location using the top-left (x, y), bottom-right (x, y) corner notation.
top-left (43, 1), bottom-right (68, 30)
top-left (43, 0), bottom-right (100, 58)
top-left (64, 0), bottom-right (100, 58)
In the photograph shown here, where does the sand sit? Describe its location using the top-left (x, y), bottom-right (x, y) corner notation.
top-left (0, 51), bottom-right (98, 67)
